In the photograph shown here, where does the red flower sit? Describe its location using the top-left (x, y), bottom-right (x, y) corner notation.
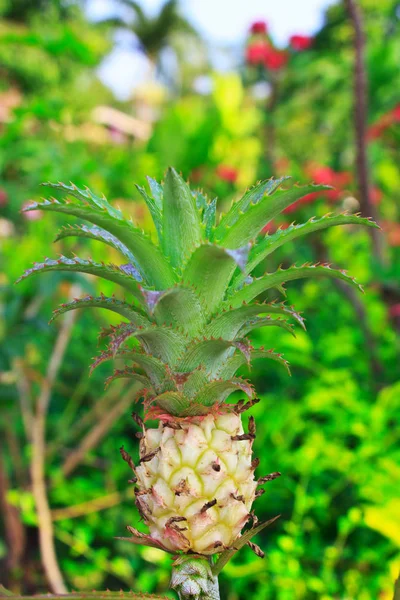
top-left (264, 48), bottom-right (288, 70)
top-left (391, 104), bottom-right (400, 122)
top-left (246, 41), bottom-right (270, 65)
top-left (381, 220), bottom-right (400, 247)
top-left (290, 35), bottom-right (313, 51)
top-left (389, 304), bottom-right (400, 318)
top-left (0, 188), bottom-right (8, 207)
top-left (217, 165), bottom-right (238, 183)
top-left (283, 192), bottom-right (320, 214)
top-left (370, 187), bottom-right (383, 205)
top-left (250, 20), bottom-right (268, 35)
top-left (367, 103), bottom-right (400, 140)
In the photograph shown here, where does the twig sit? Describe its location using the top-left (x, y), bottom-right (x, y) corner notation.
top-left (12, 358), bottom-right (34, 442)
top-left (51, 491), bottom-right (123, 521)
top-left (31, 284), bottom-right (81, 593)
top-left (61, 383), bottom-right (140, 477)
top-left (345, 0), bottom-right (383, 263)
top-left (47, 381), bottom-right (125, 461)
top-left (0, 446), bottom-right (26, 582)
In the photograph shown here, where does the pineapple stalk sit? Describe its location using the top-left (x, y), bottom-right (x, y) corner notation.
top-left (17, 168), bottom-right (378, 594)
top-left (170, 557), bottom-right (219, 600)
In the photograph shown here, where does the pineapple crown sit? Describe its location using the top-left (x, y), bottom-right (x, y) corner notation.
top-left (17, 167), bottom-right (378, 419)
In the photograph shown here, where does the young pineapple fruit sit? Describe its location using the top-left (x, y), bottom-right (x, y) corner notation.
top-left (18, 169), bottom-right (377, 591)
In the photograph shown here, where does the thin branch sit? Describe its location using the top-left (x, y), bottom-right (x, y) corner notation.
top-left (12, 357), bottom-right (34, 442)
top-left (61, 383), bottom-right (140, 477)
top-left (47, 381), bottom-right (125, 461)
top-left (345, 0), bottom-right (383, 262)
top-left (0, 446), bottom-right (26, 581)
top-left (31, 284), bottom-right (81, 594)
top-left (51, 491), bottom-right (123, 521)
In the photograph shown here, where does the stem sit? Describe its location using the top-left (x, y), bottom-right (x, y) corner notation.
top-left (170, 557), bottom-right (220, 600)
top-left (31, 284), bottom-right (80, 593)
top-left (345, 0), bottom-right (383, 262)
top-left (265, 77), bottom-right (279, 168)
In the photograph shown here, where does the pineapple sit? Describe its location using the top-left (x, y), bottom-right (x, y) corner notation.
top-left (18, 168), bottom-right (377, 599)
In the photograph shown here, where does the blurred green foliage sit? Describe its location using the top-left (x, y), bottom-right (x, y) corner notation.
top-left (0, 1), bottom-right (399, 599)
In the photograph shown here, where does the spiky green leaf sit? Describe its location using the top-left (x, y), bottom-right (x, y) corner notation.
top-left (105, 367), bottom-right (153, 390)
top-left (205, 302), bottom-right (301, 339)
top-left (146, 176), bottom-right (163, 209)
top-left (135, 327), bottom-right (188, 366)
top-left (162, 168), bottom-right (202, 268)
top-left (23, 195), bottom-right (175, 288)
top-left (217, 348), bottom-right (290, 379)
top-left (135, 184), bottom-right (163, 240)
top-left (152, 286), bottom-right (206, 336)
top-left (229, 264), bottom-right (363, 308)
top-left (16, 257), bottom-right (143, 301)
top-left (241, 213), bottom-right (379, 279)
top-left (154, 391), bottom-right (191, 416)
top-left (177, 338), bottom-right (249, 378)
top-left (194, 378), bottom-right (254, 407)
top-left (54, 224), bottom-right (142, 276)
top-left (221, 184), bottom-right (331, 248)
top-left (182, 244), bottom-right (250, 316)
top-left (49, 295), bottom-right (151, 326)
top-left (215, 177), bottom-right (290, 237)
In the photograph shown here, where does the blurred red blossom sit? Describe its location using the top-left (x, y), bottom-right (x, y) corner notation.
top-left (246, 41), bottom-right (270, 65)
top-left (381, 220), bottom-right (400, 246)
top-left (216, 165), bottom-right (238, 183)
top-left (389, 304), bottom-right (400, 318)
top-left (264, 48), bottom-right (288, 70)
top-left (0, 188), bottom-right (8, 207)
top-left (250, 21), bottom-right (268, 34)
top-left (367, 103), bottom-right (400, 140)
top-left (370, 187), bottom-right (383, 205)
top-left (289, 35), bottom-right (314, 52)
top-left (283, 164), bottom-right (353, 213)
top-left (290, 35), bottom-right (313, 51)
top-left (22, 200), bottom-right (42, 221)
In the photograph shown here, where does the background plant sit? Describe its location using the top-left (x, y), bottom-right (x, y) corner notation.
top-left (0, 0), bottom-right (399, 599)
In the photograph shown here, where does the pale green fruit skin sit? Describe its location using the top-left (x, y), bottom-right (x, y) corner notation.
top-left (135, 412), bottom-right (257, 555)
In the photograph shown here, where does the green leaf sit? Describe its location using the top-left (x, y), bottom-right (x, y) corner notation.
top-left (49, 295), bottom-right (151, 326)
top-left (16, 257), bottom-right (143, 301)
top-left (135, 184), bottom-right (163, 240)
top-left (152, 286), bottom-right (207, 336)
top-left (239, 316), bottom-right (295, 337)
top-left (182, 244), bottom-right (250, 316)
top-left (218, 348), bottom-right (290, 379)
top-left (241, 213), bottom-right (379, 279)
top-left (220, 184), bottom-right (331, 248)
top-left (229, 264), bottom-right (364, 308)
top-left (193, 378), bottom-right (254, 407)
top-left (135, 326), bottom-right (188, 366)
top-left (212, 515), bottom-right (280, 576)
top-left (215, 177), bottom-right (290, 237)
top-left (203, 197), bottom-right (217, 240)
top-left (146, 176), bottom-right (163, 209)
top-left (177, 338), bottom-right (248, 378)
top-left (105, 367), bottom-right (153, 390)
top-left (24, 195), bottom-right (175, 289)
top-left (42, 181), bottom-right (122, 217)
top-left (54, 224), bottom-right (142, 278)
top-left (206, 302), bottom-right (302, 338)
top-left (125, 353), bottom-right (172, 391)
top-left (162, 167), bottom-right (203, 268)
top-left (154, 391), bottom-right (191, 415)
